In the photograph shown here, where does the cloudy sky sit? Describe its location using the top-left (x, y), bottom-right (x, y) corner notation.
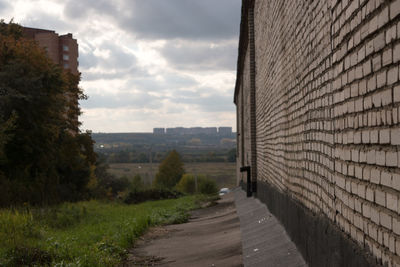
top-left (0, 0), bottom-right (241, 132)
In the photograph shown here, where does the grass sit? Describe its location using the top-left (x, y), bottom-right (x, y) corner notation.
top-left (0, 195), bottom-right (204, 266)
top-left (109, 162), bottom-right (237, 189)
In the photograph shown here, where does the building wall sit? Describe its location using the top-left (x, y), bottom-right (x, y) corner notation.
top-left (34, 32), bottom-right (60, 64)
top-left (22, 27), bottom-right (79, 75)
top-left (235, 0), bottom-right (400, 265)
top-left (59, 34), bottom-right (79, 75)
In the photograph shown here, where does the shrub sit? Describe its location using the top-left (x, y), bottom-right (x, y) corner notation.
top-left (123, 188), bottom-right (182, 204)
top-left (198, 177), bottom-right (218, 195)
top-left (130, 174), bottom-right (144, 193)
top-left (175, 174), bottom-right (196, 194)
top-left (176, 174), bottom-right (218, 195)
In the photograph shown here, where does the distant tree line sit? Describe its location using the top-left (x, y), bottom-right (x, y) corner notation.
top-left (99, 148), bottom-right (236, 164)
top-left (0, 21), bottom-right (99, 206)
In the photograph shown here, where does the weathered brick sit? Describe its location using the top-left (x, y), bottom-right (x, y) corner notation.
top-left (363, 202), bottom-right (371, 218)
top-left (379, 129), bottom-right (390, 144)
top-left (381, 171), bottom-right (392, 187)
top-left (386, 151), bottom-right (398, 167)
top-left (387, 191), bottom-right (398, 212)
top-left (374, 32), bottom-right (386, 52)
top-left (394, 109), bottom-right (399, 124)
top-left (376, 150), bottom-right (386, 166)
top-left (380, 211), bottom-right (392, 230)
top-left (366, 186), bottom-right (375, 201)
top-left (366, 39), bottom-right (374, 56)
top-left (388, 66), bottom-right (399, 85)
top-left (379, 6), bottom-right (389, 27)
top-left (373, 55), bottom-right (382, 72)
top-left (389, 236), bottom-right (395, 254)
top-left (363, 130), bottom-right (371, 143)
top-left (394, 43), bottom-right (400, 63)
top-left (377, 70), bottom-right (387, 88)
top-left (390, 0), bottom-right (400, 20)
top-left (391, 128), bottom-right (400, 145)
top-left (373, 91), bottom-right (382, 107)
top-left (371, 168), bottom-right (381, 184)
top-left (363, 166), bottom-right (371, 180)
top-left (368, 75), bottom-right (377, 92)
top-left (382, 48), bottom-right (392, 66)
top-left (393, 216), bottom-right (400, 235)
top-left (371, 129), bottom-right (379, 143)
top-left (396, 86), bottom-right (400, 102)
top-left (376, 189), bottom-right (386, 206)
top-left (393, 173), bottom-right (400, 191)
top-left (381, 89), bottom-right (392, 106)
top-left (371, 205), bottom-right (380, 224)
top-left (386, 24), bottom-right (397, 44)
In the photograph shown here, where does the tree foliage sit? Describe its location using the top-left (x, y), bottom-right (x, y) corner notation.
top-left (153, 150), bottom-right (184, 189)
top-left (0, 21), bottom-right (96, 206)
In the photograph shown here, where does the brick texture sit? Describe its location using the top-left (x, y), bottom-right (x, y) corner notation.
top-left (235, 0), bottom-right (400, 265)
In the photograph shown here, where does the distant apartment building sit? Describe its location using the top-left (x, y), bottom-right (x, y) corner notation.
top-left (203, 127), bottom-right (218, 135)
top-left (22, 27), bottom-right (79, 75)
top-left (218, 127), bottom-right (232, 135)
top-left (157, 127), bottom-right (231, 135)
top-left (153, 128), bottom-right (165, 134)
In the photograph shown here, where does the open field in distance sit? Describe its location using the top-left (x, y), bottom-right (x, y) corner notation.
top-left (109, 162), bottom-right (237, 189)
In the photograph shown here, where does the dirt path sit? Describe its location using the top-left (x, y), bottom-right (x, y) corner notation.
top-left (124, 193), bottom-right (243, 267)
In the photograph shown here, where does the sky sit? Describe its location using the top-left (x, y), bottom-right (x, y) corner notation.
top-left (0, 0), bottom-right (241, 133)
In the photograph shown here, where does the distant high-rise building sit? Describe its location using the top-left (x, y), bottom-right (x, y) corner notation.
top-left (22, 27), bottom-right (79, 75)
top-left (218, 127), bottom-right (232, 135)
top-left (204, 127), bottom-right (218, 134)
top-left (153, 128), bottom-right (165, 134)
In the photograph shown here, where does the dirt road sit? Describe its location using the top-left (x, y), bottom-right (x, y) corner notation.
top-left (125, 193), bottom-right (243, 266)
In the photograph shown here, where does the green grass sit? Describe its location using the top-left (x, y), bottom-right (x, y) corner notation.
top-left (0, 196), bottom-right (202, 266)
top-left (109, 162), bottom-right (237, 188)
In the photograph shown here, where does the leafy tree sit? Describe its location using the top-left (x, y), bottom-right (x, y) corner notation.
top-left (153, 150), bottom-right (184, 189)
top-left (0, 21), bottom-right (96, 205)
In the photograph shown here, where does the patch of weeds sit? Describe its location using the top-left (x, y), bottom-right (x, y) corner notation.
top-left (33, 204), bottom-right (87, 229)
top-left (3, 246), bottom-right (54, 267)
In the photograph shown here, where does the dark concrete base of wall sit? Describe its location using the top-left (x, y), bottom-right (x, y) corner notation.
top-left (242, 181), bottom-right (380, 267)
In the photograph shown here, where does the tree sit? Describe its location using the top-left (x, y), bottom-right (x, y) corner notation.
top-left (153, 150), bottom-right (184, 189)
top-left (0, 21), bottom-right (96, 205)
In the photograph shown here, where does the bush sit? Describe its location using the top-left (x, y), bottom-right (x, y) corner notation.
top-left (198, 177), bottom-right (218, 195)
top-left (175, 174), bottom-right (196, 194)
top-left (123, 188), bottom-right (183, 204)
top-left (176, 174), bottom-right (218, 195)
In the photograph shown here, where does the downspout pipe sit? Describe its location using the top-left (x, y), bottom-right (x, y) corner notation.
top-left (248, 4), bottom-right (258, 195)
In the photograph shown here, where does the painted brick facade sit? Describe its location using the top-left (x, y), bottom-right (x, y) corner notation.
top-left (235, 0), bottom-right (400, 265)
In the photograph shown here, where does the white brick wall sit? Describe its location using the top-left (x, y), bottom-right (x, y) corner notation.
top-left (236, 0), bottom-right (400, 265)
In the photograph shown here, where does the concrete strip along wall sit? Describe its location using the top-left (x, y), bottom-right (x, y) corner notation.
top-left (235, 0), bottom-right (400, 266)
